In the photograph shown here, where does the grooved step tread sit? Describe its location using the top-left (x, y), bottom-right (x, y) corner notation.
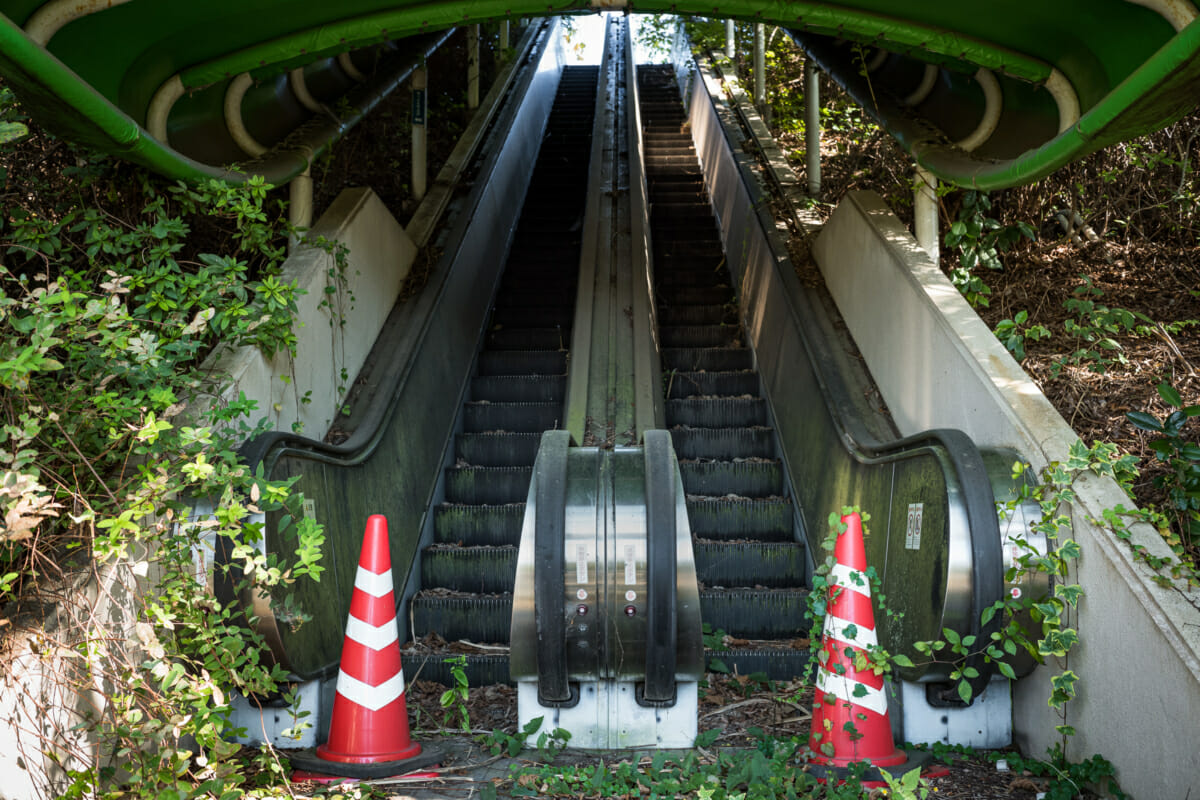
top-left (411, 594), bottom-right (513, 643)
top-left (435, 503), bottom-right (525, 546)
top-left (421, 545), bottom-right (518, 594)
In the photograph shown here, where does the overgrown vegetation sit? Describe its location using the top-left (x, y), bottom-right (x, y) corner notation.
top-left (2, 81), bottom-right (325, 797)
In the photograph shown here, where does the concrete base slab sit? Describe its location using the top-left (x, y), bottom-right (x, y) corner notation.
top-left (517, 680), bottom-right (698, 750)
top-left (893, 677), bottom-right (1013, 750)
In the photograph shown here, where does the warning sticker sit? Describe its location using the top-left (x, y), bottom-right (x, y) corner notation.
top-left (905, 503), bottom-right (923, 550)
top-left (624, 544), bottom-right (636, 585)
top-left (576, 544), bottom-right (588, 584)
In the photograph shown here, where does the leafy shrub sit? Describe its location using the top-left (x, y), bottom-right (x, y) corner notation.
top-left (2, 83), bottom-right (325, 797)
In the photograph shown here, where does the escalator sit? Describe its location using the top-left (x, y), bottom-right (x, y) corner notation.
top-left (407, 65), bottom-right (599, 684)
top-left (235, 19), bottom-right (1011, 740)
top-left (639, 65), bottom-right (809, 678)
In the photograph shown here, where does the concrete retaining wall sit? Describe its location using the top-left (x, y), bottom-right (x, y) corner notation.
top-left (200, 188), bottom-right (415, 439)
top-left (813, 190), bottom-right (1200, 800)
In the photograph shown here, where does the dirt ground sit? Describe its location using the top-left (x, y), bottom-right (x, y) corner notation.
top-left (283, 675), bottom-right (1088, 799)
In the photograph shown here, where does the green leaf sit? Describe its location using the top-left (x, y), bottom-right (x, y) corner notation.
top-left (0, 120), bottom-right (29, 144)
top-left (956, 680), bottom-right (973, 704)
top-left (1157, 383), bottom-right (1183, 408)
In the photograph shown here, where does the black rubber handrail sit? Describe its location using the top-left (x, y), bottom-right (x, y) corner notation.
top-left (533, 430), bottom-right (573, 706)
top-left (641, 429), bottom-right (678, 706)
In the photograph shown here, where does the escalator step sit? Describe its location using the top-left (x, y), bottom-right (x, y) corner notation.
top-left (486, 327), bottom-right (570, 350)
top-left (660, 287), bottom-right (734, 306)
top-left (471, 374), bottom-right (566, 402)
top-left (656, 239), bottom-right (725, 258)
top-left (421, 545), bottom-right (518, 593)
top-left (662, 347), bottom-right (753, 372)
top-left (495, 285), bottom-right (576, 309)
top-left (491, 306), bottom-right (574, 328)
top-left (695, 541), bottom-right (806, 588)
top-left (671, 427), bottom-right (775, 460)
top-left (681, 461), bottom-right (783, 497)
top-left (411, 594), bottom-right (513, 642)
top-left (706, 648), bottom-right (811, 682)
top-left (457, 432), bottom-right (543, 466)
top-left (667, 397), bottom-right (767, 427)
top-left (672, 429), bottom-right (772, 460)
top-left (660, 325), bottom-right (740, 348)
top-left (435, 503), bottom-right (525, 546)
top-left (444, 466), bottom-right (532, 504)
top-left (700, 588), bottom-right (809, 639)
top-left (402, 653), bottom-right (511, 688)
top-left (655, 263), bottom-right (729, 286)
top-left (665, 370), bottom-right (758, 398)
top-left (464, 401), bottom-right (562, 432)
top-left (658, 304), bottom-right (733, 326)
top-left (687, 498), bottom-right (793, 540)
top-left (476, 350), bottom-right (567, 376)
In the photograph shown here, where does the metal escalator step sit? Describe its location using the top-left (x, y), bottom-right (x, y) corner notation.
top-left (645, 154), bottom-right (701, 167)
top-left (464, 401), bottom-right (561, 432)
top-left (457, 432), bottom-right (543, 466)
top-left (655, 259), bottom-right (728, 281)
top-left (486, 327), bottom-right (569, 350)
top-left (659, 287), bottom-right (731, 306)
top-left (705, 648), bottom-right (810, 681)
top-left (650, 204), bottom-right (712, 222)
top-left (662, 347), bottom-right (753, 372)
top-left (700, 588), bottom-right (810, 639)
top-left (421, 545), bottom-right (518, 594)
top-left (435, 503), bottom-right (525, 546)
top-left (657, 304), bottom-right (732, 326)
top-left (476, 350), bottom-right (567, 376)
top-left (495, 285), bottom-right (575, 309)
top-left (667, 397), bottom-right (767, 427)
top-left (671, 427), bottom-right (775, 460)
top-left (471, 374), bottom-right (566, 403)
top-left (660, 325), bottom-right (739, 348)
top-left (695, 541), bottom-right (805, 588)
top-left (655, 240), bottom-right (724, 258)
top-left (444, 466), bottom-right (532, 504)
top-left (687, 498), bottom-right (793, 540)
top-left (666, 370), bottom-right (758, 398)
top-left (681, 461), bottom-right (783, 497)
top-left (491, 306), bottom-right (574, 328)
top-left (401, 653), bottom-right (511, 687)
top-left (410, 594), bottom-right (513, 642)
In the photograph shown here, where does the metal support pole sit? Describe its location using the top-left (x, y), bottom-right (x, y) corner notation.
top-left (804, 60), bottom-right (821, 196)
top-left (725, 19), bottom-right (735, 60)
top-left (753, 23), bottom-right (765, 114)
top-left (467, 24), bottom-right (480, 110)
top-left (500, 20), bottom-right (510, 53)
top-left (412, 65), bottom-right (427, 201)
top-left (914, 165), bottom-right (940, 265)
top-left (288, 166), bottom-right (313, 252)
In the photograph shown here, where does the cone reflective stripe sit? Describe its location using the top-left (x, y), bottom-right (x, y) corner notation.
top-left (808, 511), bottom-right (906, 774)
top-left (290, 515), bottom-right (441, 779)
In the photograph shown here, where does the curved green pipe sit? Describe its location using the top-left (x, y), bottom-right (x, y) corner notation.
top-left (3, 2), bottom-right (1199, 187)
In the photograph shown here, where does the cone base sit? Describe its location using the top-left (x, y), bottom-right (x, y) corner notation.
top-left (806, 747), bottom-right (932, 788)
top-left (288, 744), bottom-right (443, 779)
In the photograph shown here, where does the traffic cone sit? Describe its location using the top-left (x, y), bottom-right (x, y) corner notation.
top-left (805, 511), bottom-right (929, 787)
top-left (289, 515), bottom-right (442, 780)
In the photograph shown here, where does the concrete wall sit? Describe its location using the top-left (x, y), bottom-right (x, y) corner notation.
top-left (813, 190), bottom-right (1200, 800)
top-left (199, 187), bottom-right (415, 438)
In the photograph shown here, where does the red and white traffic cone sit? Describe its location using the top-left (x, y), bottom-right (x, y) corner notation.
top-left (290, 515), bottom-right (441, 780)
top-left (805, 511), bottom-right (930, 787)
